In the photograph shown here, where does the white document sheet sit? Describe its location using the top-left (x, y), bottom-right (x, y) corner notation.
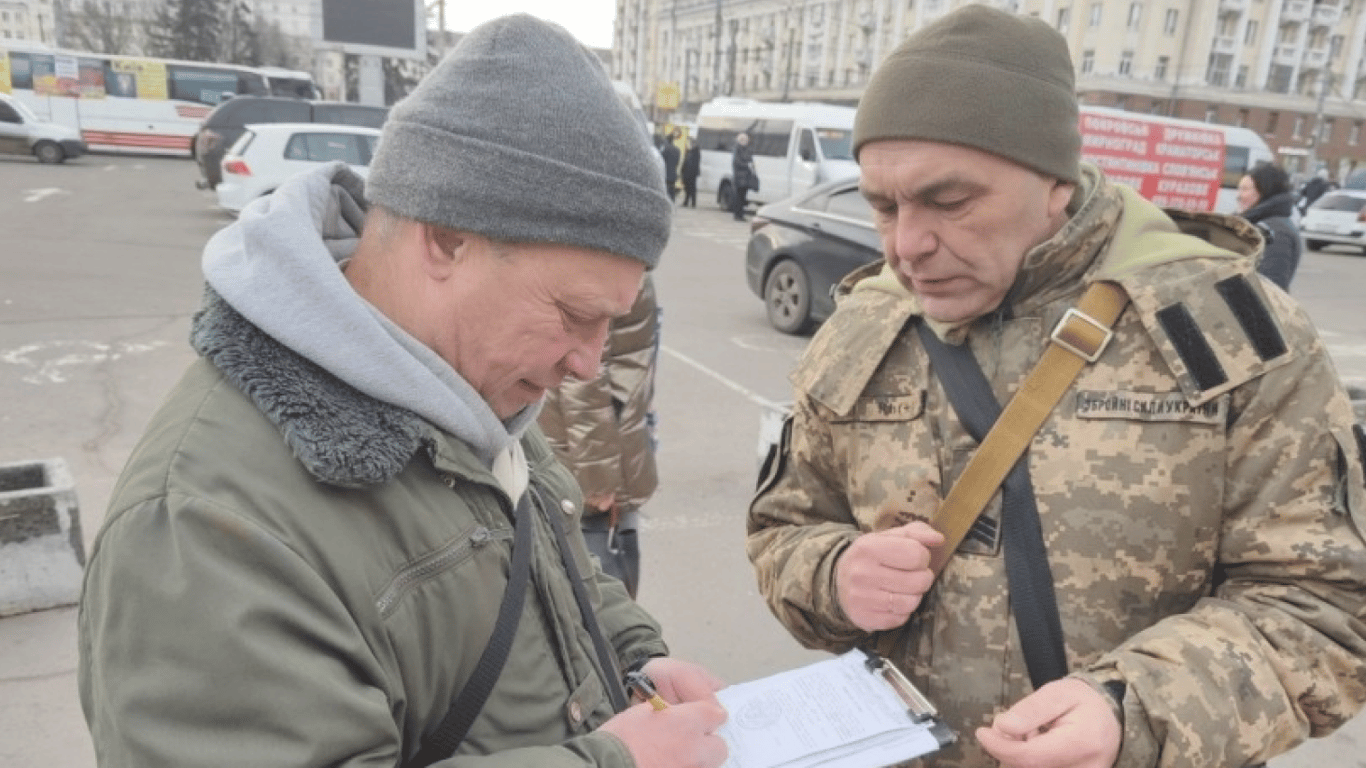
top-left (715, 649), bottom-right (949, 768)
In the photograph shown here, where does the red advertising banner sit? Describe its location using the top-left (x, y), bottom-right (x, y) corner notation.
top-left (1079, 111), bottom-right (1225, 211)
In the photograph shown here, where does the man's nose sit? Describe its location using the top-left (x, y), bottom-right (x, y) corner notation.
top-left (890, 208), bottom-right (938, 266)
top-left (562, 326), bottom-right (611, 381)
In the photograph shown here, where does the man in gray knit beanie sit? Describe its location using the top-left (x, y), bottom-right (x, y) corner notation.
top-left (78, 11), bottom-right (731, 768)
top-left (750, 4), bottom-right (1366, 768)
top-left (367, 13), bottom-right (671, 268)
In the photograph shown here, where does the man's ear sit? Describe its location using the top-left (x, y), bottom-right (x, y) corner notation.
top-left (422, 224), bottom-right (470, 278)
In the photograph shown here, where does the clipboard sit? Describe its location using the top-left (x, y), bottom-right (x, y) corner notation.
top-left (714, 648), bottom-right (955, 768)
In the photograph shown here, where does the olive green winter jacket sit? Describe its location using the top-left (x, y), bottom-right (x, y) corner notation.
top-left (78, 289), bottom-right (667, 768)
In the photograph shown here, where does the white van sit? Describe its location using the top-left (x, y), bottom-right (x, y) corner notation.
top-left (696, 98), bottom-right (858, 210)
top-left (0, 92), bottom-right (85, 163)
top-left (1078, 106), bottom-right (1273, 214)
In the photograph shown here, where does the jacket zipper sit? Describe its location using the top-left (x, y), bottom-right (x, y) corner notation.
top-left (375, 523), bottom-right (514, 618)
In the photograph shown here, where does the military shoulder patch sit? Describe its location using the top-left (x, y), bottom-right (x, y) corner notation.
top-left (1127, 266), bottom-right (1293, 404)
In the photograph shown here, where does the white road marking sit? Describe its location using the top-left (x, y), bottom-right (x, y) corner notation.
top-left (1, 340), bottom-right (168, 384)
top-left (662, 345), bottom-right (784, 410)
top-left (22, 188), bottom-right (68, 203)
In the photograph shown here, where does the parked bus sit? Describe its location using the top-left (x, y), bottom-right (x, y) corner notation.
top-left (0, 42), bottom-right (285, 156)
top-left (1078, 106), bottom-right (1274, 214)
top-left (695, 98), bottom-right (858, 210)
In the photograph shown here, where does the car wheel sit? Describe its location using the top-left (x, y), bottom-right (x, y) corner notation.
top-left (33, 141), bottom-right (65, 164)
top-left (1306, 239), bottom-right (1327, 251)
top-left (764, 260), bottom-right (814, 335)
top-left (718, 181), bottom-right (734, 211)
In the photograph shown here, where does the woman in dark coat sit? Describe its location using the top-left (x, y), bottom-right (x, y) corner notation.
top-left (1236, 162), bottom-right (1302, 291)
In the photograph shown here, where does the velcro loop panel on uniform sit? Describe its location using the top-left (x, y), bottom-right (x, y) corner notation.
top-left (1215, 275), bottom-right (1288, 362)
top-left (1157, 302), bottom-right (1228, 393)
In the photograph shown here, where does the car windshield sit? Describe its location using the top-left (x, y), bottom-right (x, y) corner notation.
top-left (1314, 193), bottom-right (1366, 213)
top-left (817, 128), bottom-right (854, 161)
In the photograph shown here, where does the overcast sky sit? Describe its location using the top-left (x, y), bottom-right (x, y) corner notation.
top-left (439, 1), bottom-right (615, 49)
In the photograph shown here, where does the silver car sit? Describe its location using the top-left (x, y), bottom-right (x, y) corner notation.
top-left (1300, 189), bottom-right (1366, 254)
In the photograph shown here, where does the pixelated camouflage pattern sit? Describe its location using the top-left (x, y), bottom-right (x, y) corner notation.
top-left (747, 166), bottom-right (1366, 767)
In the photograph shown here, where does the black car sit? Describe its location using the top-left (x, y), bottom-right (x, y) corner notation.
top-left (192, 96), bottom-right (389, 190)
top-left (745, 176), bottom-right (882, 334)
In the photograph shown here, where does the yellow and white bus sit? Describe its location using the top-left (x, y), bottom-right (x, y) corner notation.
top-left (0, 43), bottom-right (298, 156)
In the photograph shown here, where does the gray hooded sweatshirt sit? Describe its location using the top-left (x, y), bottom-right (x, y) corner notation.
top-left (201, 163), bottom-right (537, 494)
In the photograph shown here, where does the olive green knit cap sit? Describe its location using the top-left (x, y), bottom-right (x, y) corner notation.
top-left (853, 5), bottom-right (1081, 183)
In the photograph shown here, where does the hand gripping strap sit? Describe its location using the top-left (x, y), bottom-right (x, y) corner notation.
top-left (924, 281), bottom-right (1128, 576)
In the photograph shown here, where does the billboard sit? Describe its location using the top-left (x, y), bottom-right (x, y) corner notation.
top-left (1079, 109), bottom-right (1225, 212)
top-left (318, 0), bottom-right (426, 60)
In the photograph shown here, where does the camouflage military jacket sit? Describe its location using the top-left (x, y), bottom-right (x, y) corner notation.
top-left (747, 167), bottom-right (1366, 767)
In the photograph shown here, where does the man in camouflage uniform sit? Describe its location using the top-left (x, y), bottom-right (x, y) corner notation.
top-left (746, 6), bottom-right (1366, 768)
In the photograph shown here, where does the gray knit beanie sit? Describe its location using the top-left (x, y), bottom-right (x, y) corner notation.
top-left (365, 14), bottom-right (671, 268)
top-left (853, 5), bottom-right (1081, 183)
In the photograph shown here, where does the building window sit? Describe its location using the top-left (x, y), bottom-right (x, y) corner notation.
top-left (1119, 50), bottom-right (1134, 74)
top-left (1057, 6), bottom-right (1070, 30)
top-left (1128, 2), bottom-right (1141, 29)
top-left (1268, 64), bottom-right (1293, 94)
top-left (1238, 108), bottom-right (1250, 127)
top-left (1267, 111), bottom-right (1279, 134)
top-left (1207, 53), bottom-right (1232, 86)
top-left (1321, 118), bottom-right (1335, 144)
top-left (1206, 105), bottom-right (1219, 122)
top-left (1351, 120), bottom-right (1361, 146)
top-left (1090, 3), bottom-right (1102, 27)
top-left (1245, 19), bottom-right (1258, 45)
top-left (1236, 65), bottom-right (1248, 87)
top-left (1082, 49), bottom-right (1095, 73)
top-left (1155, 55), bottom-right (1168, 79)
top-left (1164, 8), bottom-right (1178, 35)
top-left (1331, 34), bottom-right (1344, 59)
top-left (1293, 115), bottom-right (1304, 139)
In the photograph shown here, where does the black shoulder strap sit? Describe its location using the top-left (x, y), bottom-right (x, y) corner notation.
top-left (539, 488), bottom-right (632, 713)
top-left (916, 322), bottom-right (1070, 689)
top-left (405, 492), bottom-right (535, 768)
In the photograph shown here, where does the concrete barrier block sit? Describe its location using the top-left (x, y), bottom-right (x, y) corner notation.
top-left (0, 458), bottom-right (85, 618)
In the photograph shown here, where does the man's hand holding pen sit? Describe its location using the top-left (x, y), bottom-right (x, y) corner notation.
top-left (599, 658), bottom-right (730, 768)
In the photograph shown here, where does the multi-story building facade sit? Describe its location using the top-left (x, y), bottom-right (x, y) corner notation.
top-left (617, 0), bottom-right (1366, 178)
top-left (0, 0), bottom-right (56, 44)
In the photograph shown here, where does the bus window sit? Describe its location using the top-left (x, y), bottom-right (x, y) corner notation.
top-left (168, 65), bottom-right (259, 105)
top-left (267, 75), bottom-right (319, 99)
top-left (751, 119), bottom-right (793, 157)
top-left (798, 129), bottom-right (816, 162)
top-left (1223, 145), bottom-right (1251, 190)
top-left (7, 52), bottom-right (33, 90)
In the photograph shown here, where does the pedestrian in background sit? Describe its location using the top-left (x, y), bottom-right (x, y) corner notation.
top-left (1296, 167), bottom-right (1335, 216)
top-left (78, 14), bottom-right (729, 768)
top-left (1237, 162), bottom-right (1302, 290)
top-left (540, 275), bottom-right (661, 598)
top-left (661, 129), bottom-right (681, 204)
top-left (748, 6), bottom-right (1366, 768)
top-left (731, 131), bottom-right (755, 221)
top-left (680, 137), bottom-right (701, 208)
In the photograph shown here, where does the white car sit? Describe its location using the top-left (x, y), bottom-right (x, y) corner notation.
top-left (216, 122), bottom-right (381, 213)
top-left (0, 92), bottom-right (86, 163)
top-left (1300, 189), bottom-right (1366, 254)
